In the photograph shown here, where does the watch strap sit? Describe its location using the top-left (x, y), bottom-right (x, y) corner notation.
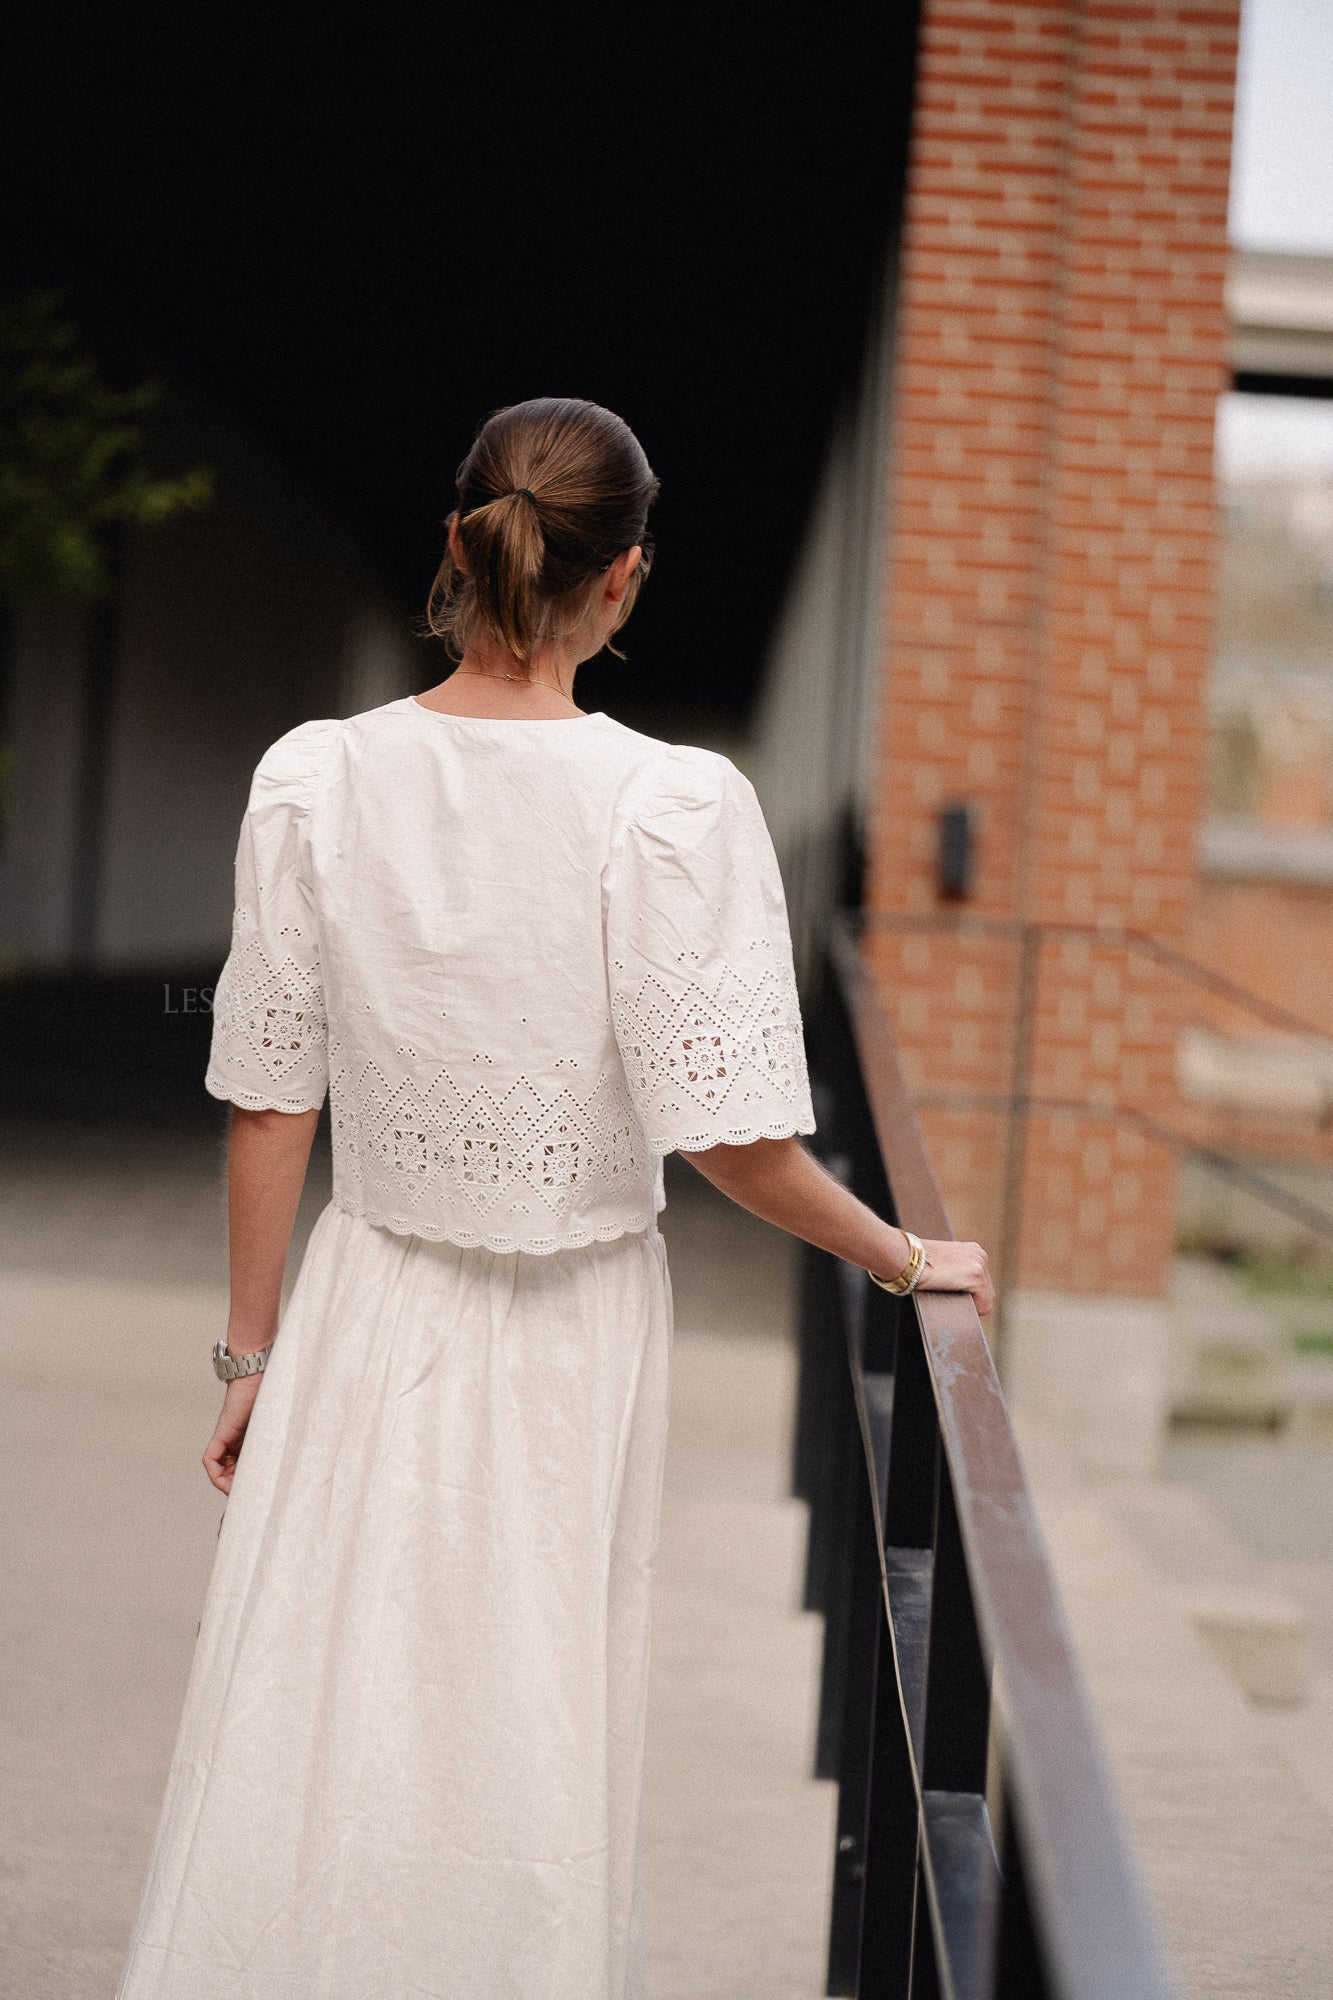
top-left (212, 1338), bottom-right (273, 1381)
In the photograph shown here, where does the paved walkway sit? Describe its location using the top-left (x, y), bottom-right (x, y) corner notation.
top-left (0, 1118), bottom-right (835, 1998)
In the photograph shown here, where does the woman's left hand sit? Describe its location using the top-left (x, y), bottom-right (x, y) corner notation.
top-left (913, 1238), bottom-right (995, 1317)
top-left (203, 1375), bottom-right (263, 1496)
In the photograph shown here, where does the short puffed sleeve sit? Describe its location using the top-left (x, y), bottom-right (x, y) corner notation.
top-left (205, 717), bottom-right (341, 1114)
top-left (606, 745), bottom-right (816, 1154)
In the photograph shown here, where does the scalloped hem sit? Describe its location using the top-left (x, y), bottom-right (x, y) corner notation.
top-left (330, 1197), bottom-right (661, 1259)
top-left (645, 1116), bottom-right (817, 1156)
top-left (205, 1073), bottom-right (328, 1116)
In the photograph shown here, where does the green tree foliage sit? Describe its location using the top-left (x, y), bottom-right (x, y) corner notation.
top-left (0, 292), bottom-right (212, 604)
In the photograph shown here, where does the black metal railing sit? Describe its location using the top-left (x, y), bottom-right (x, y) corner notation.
top-left (794, 917), bottom-right (1174, 2000)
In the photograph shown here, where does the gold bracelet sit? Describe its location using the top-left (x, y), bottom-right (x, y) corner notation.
top-left (868, 1230), bottom-right (925, 1296)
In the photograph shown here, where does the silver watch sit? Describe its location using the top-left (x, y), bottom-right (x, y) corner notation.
top-left (212, 1338), bottom-right (273, 1381)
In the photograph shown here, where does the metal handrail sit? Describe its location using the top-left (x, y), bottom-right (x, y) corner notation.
top-left (858, 907), bottom-right (1333, 1049)
top-left (797, 916), bottom-right (1174, 1999)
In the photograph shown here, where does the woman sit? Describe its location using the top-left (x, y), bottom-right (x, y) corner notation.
top-left (117, 397), bottom-right (992, 2000)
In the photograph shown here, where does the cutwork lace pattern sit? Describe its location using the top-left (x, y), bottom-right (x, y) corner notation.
top-left (612, 954), bottom-right (811, 1153)
top-left (206, 924), bottom-right (328, 1112)
top-left (325, 959), bottom-right (809, 1252)
top-left (327, 1052), bottom-right (649, 1253)
top-left (209, 939), bottom-right (813, 1252)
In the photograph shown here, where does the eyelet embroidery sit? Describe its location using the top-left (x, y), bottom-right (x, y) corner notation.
top-left (322, 1055), bottom-right (652, 1223)
top-left (611, 964), bottom-right (808, 1143)
top-left (209, 950), bottom-right (813, 1245)
top-left (206, 934), bottom-right (328, 1102)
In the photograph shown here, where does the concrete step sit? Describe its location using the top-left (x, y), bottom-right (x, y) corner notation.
top-left (1285, 1355), bottom-right (1333, 1436)
top-left (1168, 1256), bottom-right (1287, 1425)
top-left (1017, 1422), bottom-right (1333, 2000)
top-left (1106, 1480), bottom-right (1312, 1704)
top-left (1169, 1254), bottom-right (1333, 1430)
top-left (1187, 1595), bottom-right (1312, 1706)
top-left (1256, 1667), bottom-right (1333, 1824)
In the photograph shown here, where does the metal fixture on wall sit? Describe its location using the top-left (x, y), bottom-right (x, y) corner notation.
top-left (937, 801), bottom-right (974, 900)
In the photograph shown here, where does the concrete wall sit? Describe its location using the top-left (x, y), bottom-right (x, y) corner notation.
top-left (0, 391), bottom-right (427, 974)
top-left (0, 603), bottom-right (90, 971)
top-left (750, 269), bottom-right (899, 993)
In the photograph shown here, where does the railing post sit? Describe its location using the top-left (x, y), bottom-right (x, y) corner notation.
top-left (827, 1412), bottom-right (892, 1995)
top-left (907, 1878), bottom-right (944, 2000)
top-left (814, 1278), bottom-right (864, 1784)
top-left (994, 1785), bottom-right (1052, 2000)
top-left (857, 1589), bottom-right (922, 1998)
top-left (884, 1308), bottom-right (937, 1559)
top-left (920, 1454), bottom-right (991, 1799)
top-left (799, 1237), bottom-right (849, 1623)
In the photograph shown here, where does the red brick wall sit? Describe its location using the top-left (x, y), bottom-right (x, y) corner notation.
top-left (865, 0), bottom-right (1240, 1296)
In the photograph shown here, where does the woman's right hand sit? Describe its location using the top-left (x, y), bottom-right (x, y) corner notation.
top-left (911, 1238), bottom-right (994, 1316)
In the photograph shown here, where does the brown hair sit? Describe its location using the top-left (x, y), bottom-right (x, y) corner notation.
top-left (425, 397), bottom-right (659, 663)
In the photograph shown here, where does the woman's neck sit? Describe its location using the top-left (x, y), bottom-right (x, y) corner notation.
top-left (416, 635), bottom-right (586, 720)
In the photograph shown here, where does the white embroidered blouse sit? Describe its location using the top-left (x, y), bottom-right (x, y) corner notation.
top-left (205, 695), bottom-right (816, 1254)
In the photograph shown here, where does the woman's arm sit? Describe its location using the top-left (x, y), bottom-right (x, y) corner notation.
top-left (202, 1105), bottom-right (320, 1496)
top-left (679, 1135), bottom-right (994, 1314)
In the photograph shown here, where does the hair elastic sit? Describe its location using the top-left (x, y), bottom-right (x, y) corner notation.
top-left (456, 489), bottom-right (536, 519)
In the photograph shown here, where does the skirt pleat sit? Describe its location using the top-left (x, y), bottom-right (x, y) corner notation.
top-left (116, 1200), bottom-right (674, 2000)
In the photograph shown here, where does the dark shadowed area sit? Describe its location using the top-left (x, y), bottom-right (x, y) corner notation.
top-left (0, 0), bottom-right (918, 733)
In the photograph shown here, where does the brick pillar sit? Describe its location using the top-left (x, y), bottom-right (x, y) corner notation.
top-left (866, 0), bottom-right (1238, 1342)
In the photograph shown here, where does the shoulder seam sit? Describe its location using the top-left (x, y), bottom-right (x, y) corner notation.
top-left (606, 738), bottom-right (716, 852)
top-left (249, 716), bottom-right (343, 818)
top-left (305, 716), bottom-right (343, 825)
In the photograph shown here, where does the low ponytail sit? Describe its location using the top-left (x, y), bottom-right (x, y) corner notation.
top-left (453, 488), bottom-right (547, 660)
top-left (425, 398), bottom-right (658, 664)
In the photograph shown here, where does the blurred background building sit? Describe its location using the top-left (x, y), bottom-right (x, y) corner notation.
top-left (756, 0), bottom-right (1333, 1483)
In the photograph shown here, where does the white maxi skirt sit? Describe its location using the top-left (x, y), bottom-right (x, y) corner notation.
top-left (117, 1200), bottom-right (674, 2000)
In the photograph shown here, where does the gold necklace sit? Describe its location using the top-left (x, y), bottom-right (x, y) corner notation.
top-left (455, 668), bottom-right (580, 708)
